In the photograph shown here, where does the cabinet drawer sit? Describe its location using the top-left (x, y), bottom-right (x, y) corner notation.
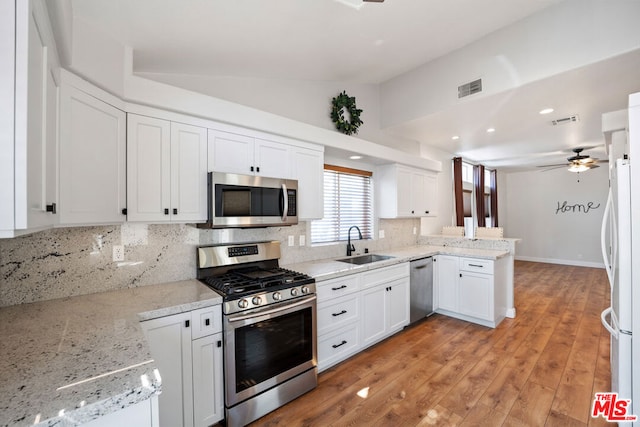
top-left (460, 258), bottom-right (494, 274)
top-left (361, 263), bottom-right (409, 289)
top-left (191, 305), bottom-right (222, 339)
top-left (318, 323), bottom-right (360, 371)
top-left (317, 275), bottom-right (359, 302)
top-left (317, 294), bottom-right (360, 335)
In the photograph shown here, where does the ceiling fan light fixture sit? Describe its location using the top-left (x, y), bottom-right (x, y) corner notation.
top-left (568, 163), bottom-right (589, 173)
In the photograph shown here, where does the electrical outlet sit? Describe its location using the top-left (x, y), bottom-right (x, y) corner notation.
top-left (288, 235), bottom-right (295, 247)
top-left (112, 245), bottom-right (124, 262)
top-left (299, 235), bottom-right (306, 246)
top-left (379, 230), bottom-right (385, 239)
top-left (413, 227), bottom-right (417, 235)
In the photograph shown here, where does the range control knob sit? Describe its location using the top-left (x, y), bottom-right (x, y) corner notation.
top-left (290, 288), bottom-right (299, 297)
top-left (238, 299), bottom-right (249, 309)
top-left (252, 296), bottom-right (262, 306)
top-left (301, 286), bottom-right (310, 294)
top-left (272, 292), bottom-right (282, 301)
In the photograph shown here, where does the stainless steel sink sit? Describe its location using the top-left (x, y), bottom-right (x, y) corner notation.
top-left (336, 254), bottom-right (395, 265)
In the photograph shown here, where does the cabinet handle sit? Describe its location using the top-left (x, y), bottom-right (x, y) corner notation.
top-left (411, 210), bottom-right (415, 214)
top-left (46, 203), bottom-right (56, 214)
top-left (217, 340), bottom-right (222, 348)
top-left (205, 318), bottom-right (210, 326)
top-left (331, 285), bottom-right (347, 291)
top-left (185, 320), bottom-right (190, 327)
top-left (121, 208), bottom-right (127, 215)
top-left (256, 166), bottom-right (260, 173)
top-left (164, 208), bottom-right (169, 215)
top-left (459, 273), bottom-right (462, 278)
top-left (332, 340), bottom-right (347, 349)
top-left (425, 211), bottom-right (429, 214)
top-left (250, 166), bottom-right (254, 172)
top-left (332, 310), bottom-right (347, 317)
top-left (173, 208), bottom-right (178, 215)
top-left (468, 263), bottom-right (483, 268)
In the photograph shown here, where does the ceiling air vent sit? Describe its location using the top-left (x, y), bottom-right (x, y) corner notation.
top-left (551, 115), bottom-right (579, 126)
top-left (458, 79), bottom-right (482, 99)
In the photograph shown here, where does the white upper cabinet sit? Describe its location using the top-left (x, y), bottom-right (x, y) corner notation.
top-left (127, 114), bottom-right (207, 223)
top-left (290, 146), bottom-right (324, 220)
top-left (376, 164), bottom-right (438, 218)
top-left (58, 80), bottom-right (126, 225)
top-left (1, 0), bottom-right (60, 238)
top-left (207, 129), bottom-right (292, 178)
top-left (254, 138), bottom-right (292, 178)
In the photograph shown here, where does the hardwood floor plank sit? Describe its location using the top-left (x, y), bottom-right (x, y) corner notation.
top-left (248, 261), bottom-right (610, 427)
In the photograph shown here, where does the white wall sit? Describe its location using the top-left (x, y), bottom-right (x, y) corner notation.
top-left (503, 165), bottom-right (608, 267)
top-left (419, 144), bottom-right (455, 235)
top-left (380, 0), bottom-right (640, 128)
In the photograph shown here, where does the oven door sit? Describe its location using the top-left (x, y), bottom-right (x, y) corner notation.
top-left (224, 295), bottom-right (317, 407)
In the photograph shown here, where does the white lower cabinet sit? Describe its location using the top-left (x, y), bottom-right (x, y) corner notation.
top-left (141, 305), bottom-right (223, 427)
top-left (434, 255), bottom-right (507, 328)
top-left (81, 397), bottom-right (159, 427)
top-left (316, 263), bottom-right (410, 372)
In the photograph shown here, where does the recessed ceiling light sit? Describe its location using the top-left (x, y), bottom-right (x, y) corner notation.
top-left (486, 128), bottom-right (495, 133)
top-left (539, 108), bottom-right (554, 115)
top-left (452, 135), bottom-right (460, 140)
top-left (349, 155), bottom-right (362, 160)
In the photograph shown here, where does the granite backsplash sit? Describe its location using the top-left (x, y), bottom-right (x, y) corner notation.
top-left (0, 219), bottom-right (419, 307)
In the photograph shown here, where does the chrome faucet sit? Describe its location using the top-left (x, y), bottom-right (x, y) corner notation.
top-left (347, 226), bottom-right (363, 256)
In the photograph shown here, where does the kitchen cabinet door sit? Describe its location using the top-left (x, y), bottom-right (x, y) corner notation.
top-left (170, 122), bottom-right (207, 222)
top-left (127, 115), bottom-right (171, 222)
top-left (254, 138), bottom-right (292, 178)
top-left (386, 279), bottom-right (410, 332)
top-left (291, 146), bottom-right (324, 220)
top-left (192, 333), bottom-right (224, 427)
top-left (141, 312), bottom-right (194, 427)
top-left (207, 129), bottom-right (253, 175)
top-left (458, 271), bottom-right (493, 321)
top-left (396, 167), bottom-right (413, 217)
top-left (434, 255), bottom-right (458, 312)
top-left (360, 285), bottom-right (387, 347)
top-left (1, 0), bottom-right (59, 238)
top-left (59, 84), bottom-right (126, 225)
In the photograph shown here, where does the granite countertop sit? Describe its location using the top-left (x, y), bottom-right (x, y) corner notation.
top-left (283, 244), bottom-right (509, 281)
top-left (0, 279), bottom-right (221, 427)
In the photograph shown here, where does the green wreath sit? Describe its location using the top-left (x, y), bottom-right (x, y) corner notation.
top-left (330, 91), bottom-right (363, 135)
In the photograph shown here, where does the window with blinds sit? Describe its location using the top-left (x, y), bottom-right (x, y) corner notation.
top-left (311, 166), bottom-right (373, 244)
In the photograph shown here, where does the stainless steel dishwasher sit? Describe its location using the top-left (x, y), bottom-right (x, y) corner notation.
top-left (409, 257), bottom-right (434, 324)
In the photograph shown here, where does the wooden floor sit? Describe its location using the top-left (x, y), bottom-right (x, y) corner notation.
top-left (252, 261), bottom-right (612, 427)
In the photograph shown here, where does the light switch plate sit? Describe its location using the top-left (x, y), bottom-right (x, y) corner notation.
top-left (288, 235), bottom-right (295, 246)
top-left (379, 230), bottom-right (385, 239)
top-left (413, 227), bottom-right (417, 235)
top-left (299, 235), bottom-right (306, 246)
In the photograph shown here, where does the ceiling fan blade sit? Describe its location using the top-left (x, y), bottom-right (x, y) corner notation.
top-left (537, 163), bottom-right (568, 168)
top-left (539, 165), bottom-right (568, 172)
top-left (589, 164), bottom-right (600, 169)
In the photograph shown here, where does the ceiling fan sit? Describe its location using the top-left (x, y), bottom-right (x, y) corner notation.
top-left (538, 147), bottom-right (607, 173)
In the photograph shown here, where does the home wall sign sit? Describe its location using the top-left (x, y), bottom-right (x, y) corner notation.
top-left (555, 201), bottom-right (601, 214)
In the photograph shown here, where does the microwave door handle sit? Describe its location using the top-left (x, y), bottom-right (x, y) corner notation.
top-left (281, 183), bottom-right (288, 221)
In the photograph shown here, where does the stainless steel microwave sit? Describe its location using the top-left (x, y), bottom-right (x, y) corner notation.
top-left (205, 172), bottom-right (298, 228)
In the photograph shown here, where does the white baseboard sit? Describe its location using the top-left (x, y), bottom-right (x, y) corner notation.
top-left (515, 255), bottom-right (604, 269)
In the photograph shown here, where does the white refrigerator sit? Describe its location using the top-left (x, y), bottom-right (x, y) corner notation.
top-left (601, 93), bottom-right (640, 424)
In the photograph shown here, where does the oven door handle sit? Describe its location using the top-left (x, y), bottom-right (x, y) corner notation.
top-left (227, 295), bottom-right (316, 323)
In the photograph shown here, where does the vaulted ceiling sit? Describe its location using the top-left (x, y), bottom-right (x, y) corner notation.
top-left (52, 0), bottom-right (640, 170)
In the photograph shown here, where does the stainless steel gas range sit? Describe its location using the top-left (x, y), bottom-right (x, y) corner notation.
top-left (197, 241), bottom-right (317, 427)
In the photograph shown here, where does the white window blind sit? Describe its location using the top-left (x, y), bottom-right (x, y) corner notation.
top-left (311, 167), bottom-right (373, 244)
